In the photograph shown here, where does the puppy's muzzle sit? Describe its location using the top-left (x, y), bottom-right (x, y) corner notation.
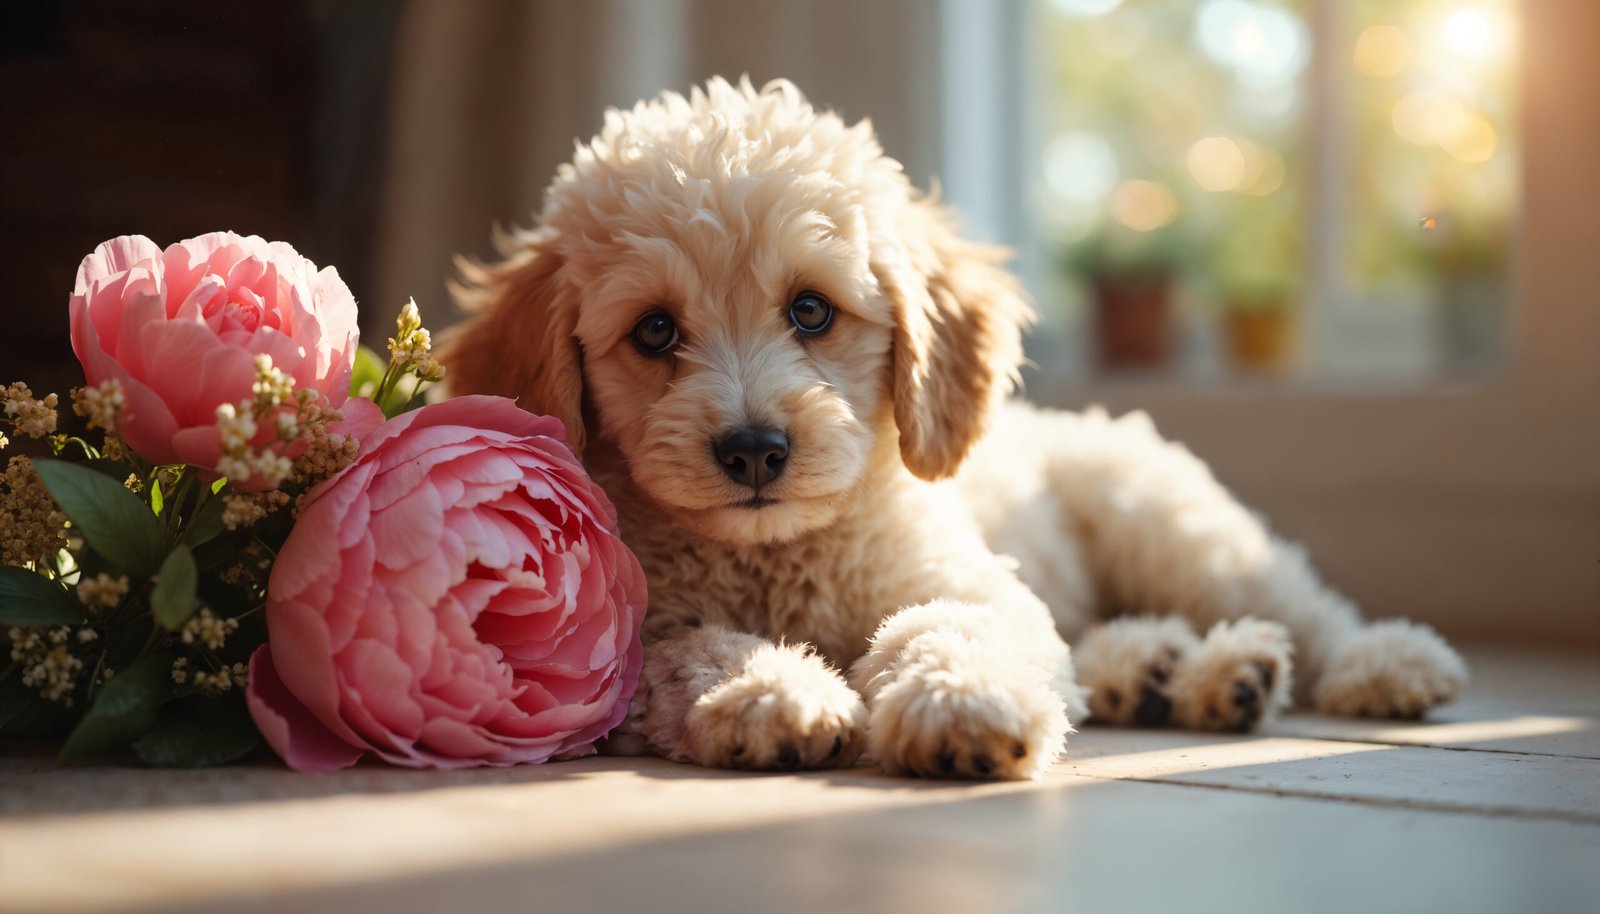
top-left (714, 426), bottom-right (788, 491)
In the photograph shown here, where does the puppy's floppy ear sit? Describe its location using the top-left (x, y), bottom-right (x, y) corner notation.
top-left (874, 199), bottom-right (1033, 480)
top-left (442, 231), bottom-right (587, 453)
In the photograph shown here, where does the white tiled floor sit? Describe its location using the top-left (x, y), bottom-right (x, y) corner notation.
top-left (3, 646), bottom-right (1597, 914)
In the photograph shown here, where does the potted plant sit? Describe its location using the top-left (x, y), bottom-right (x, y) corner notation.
top-left (1209, 198), bottom-right (1302, 375)
top-left (1064, 222), bottom-right (1194, 373)
top-left (1218, 274), bottom-right (1299, 375)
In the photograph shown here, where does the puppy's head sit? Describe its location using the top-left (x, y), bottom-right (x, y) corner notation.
top-left (445, 77), bottom-right (1031, 544)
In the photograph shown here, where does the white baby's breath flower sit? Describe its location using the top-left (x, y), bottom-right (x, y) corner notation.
top-left (251, 355), bottom-right (298, 411)
top-left (75, 572), bottom-right (129, 610)
top-left (221, 490), bottom-right (290, 530)
top-left (2, 455), bottom-right (69, 567)
top-left (180, 607), bottom-right (239, 651)
top-left (71, 379), bottom-right (125, 432)
top-left (10, 625), bottom-right (83, 706)
top-left (275, 412), bottom-right (299, 440)
top-left (215, 403), bottom-right (259, 452)
top-left (3, 382), bottom-right (59, 439)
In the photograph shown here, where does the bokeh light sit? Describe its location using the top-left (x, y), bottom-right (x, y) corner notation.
top-left (1390, 90), bottom-right (1496, 163)
top-left (1353, 25), bottom-right (1413, 77)
top-left (1045, 131), bottom-right (1120, 204)
top-left (1187, 136), bottom-right (1247, 192)
top-left (1242, 145), bottom-right (1285, 195)
top-left (1195, 0), bottom-right (1308, 84)
top-left (1108, 179), bottom-right (1179, 231)
top-left (1442, 115), bottom-right (1497, 162)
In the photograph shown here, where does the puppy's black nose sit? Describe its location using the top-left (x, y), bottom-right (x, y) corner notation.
top-left (714, 427), bottom-right (788, 489)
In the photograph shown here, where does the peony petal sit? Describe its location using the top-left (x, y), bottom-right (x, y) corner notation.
top-left (340, 639), bottom-right (425, 739)
top-left (245, 645), bottom-right (365, 772)
top-left (73, 235), bottom-right (163, 295)
top-left (370, 481), bottom-right (445, 568)
top-left (331, 396), bottom-right (384, 442)
top-left (112, 371), bottom-right (184, 466)
top-left (418, 717), bottom-right (506, 760)
top-left (269, 475), bottom-right (361, 602)
top-left (323, 534), bottom-right (376, 652)
top-left (136, 321), bottom-right (233, 426)
top-left (266, 598), bottom-right (353, 734)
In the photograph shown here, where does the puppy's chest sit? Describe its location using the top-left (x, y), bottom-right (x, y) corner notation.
top-left (626, 524), bottom-right (912, 664)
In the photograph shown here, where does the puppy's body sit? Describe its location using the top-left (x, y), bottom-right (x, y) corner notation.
top-left (444, 78), bottom-right (1467, 779)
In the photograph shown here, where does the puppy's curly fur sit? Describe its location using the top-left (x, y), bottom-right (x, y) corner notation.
top-left (443, 77), bottom-right (1467, 779)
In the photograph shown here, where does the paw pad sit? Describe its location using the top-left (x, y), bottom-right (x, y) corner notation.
top-left (1171, 619), bottom-right (1293, 732)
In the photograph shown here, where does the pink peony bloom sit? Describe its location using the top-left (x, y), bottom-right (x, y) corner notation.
top-left (246, 396), bottom-right (647, 771)
top-left (69, 233), bottom-right (359, 488)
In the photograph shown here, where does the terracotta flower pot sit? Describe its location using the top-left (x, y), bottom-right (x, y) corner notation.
top-left (1222, 306), bottom-right (1295, 374)
top-left (1092, 274), bottom-right (1173, 372)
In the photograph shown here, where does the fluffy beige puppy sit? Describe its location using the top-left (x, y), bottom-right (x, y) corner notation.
top-left (443, 77), bottom-right (1466, 779)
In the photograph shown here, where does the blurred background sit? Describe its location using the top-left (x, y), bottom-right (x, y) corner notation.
top-left (1, 0), bottom-right (1594, 647)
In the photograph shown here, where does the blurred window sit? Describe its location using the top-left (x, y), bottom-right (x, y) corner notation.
top-left (1018, 0), bottom-right (1519, 382)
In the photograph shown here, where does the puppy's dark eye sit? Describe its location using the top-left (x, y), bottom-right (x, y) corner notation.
top-left (788, 291), bottom-right (833, 335)
top-left (632, 311), bottom-right (679, 355)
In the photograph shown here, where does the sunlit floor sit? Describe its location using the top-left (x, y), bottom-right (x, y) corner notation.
top-left (3, 646), bottom-right (1597, 914)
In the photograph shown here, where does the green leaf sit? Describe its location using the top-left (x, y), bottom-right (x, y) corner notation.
top-left (151, 546), bottom-right (198, 630)
top-left (0, 567), bottom-right (85, 626)
top-left (58, 651), bottom-right (174, 761)
top-left (33, 459), bottom-right (168, 578)
top-left (182, 494), bottom-right (228, 549)
top-left (150, 475), bottom-right (164, 515)
top-left (351, 344), bottom-right (387, 398)
top-left (132, 694), bottom-right (262, 767)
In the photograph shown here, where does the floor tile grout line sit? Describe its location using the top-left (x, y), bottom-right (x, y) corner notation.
top-left (1060, 770), bottom-right (1600, 826)
top-left (1263, 733), bottom-right (1600, 761)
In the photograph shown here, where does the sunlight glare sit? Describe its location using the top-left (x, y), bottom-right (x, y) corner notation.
top-left (1051, 0), bottom-right (1125, 17)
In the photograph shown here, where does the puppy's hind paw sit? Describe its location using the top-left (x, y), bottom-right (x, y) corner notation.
top-left (681, 643), bottom-right (866, 771)
top-left (1171, 618), bottom-right (1293, 732)
top-left (1075, 616), bottom-right (1201, 727)
top-left (1314, 620), bottom-right (1466, 719)
top-left (865, 631), bottom-right (1070, 780)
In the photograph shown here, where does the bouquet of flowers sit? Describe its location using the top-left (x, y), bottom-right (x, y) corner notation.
top-left (1, 233), bottom-right (645, 770)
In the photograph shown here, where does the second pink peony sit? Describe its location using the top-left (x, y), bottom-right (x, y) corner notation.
top-left (246, 396), bottom-right (647, 771)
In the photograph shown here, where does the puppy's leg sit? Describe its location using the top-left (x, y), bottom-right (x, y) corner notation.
top-left (850, 596), bottom-right (1085, 780)
top-left (1049, 408), bottom-right (1465, 718)
top-left (629, 624), bottom-right (865, 771)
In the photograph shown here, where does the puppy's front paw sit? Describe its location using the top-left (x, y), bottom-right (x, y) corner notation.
top-left (680, 644), bottom-right (865, 771)
top-left (1314, 620), bottom-right (1466, 719)
top-left (1171, 618), bottom-right (1293, 732)
top-left (866, 631), bottom-right (1069, 780)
